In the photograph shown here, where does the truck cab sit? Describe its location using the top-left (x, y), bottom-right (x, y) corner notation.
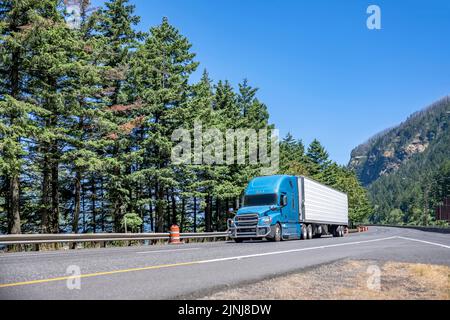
top-left (228, 175), bottom-right (301, 242)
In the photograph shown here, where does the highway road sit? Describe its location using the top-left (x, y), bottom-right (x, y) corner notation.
top-left (0, 226), bottom-right (449, 299)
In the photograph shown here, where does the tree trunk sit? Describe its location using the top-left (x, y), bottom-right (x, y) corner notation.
top-left (82, 182), bottom-right (86, 233)
top-left (180, 197), bottom-right (185, 232)
top-left (41, 149), bottom-right (51, 233)
top-left (100, 177), bottom-right (105, 232)
top-left (166, 190), bottom-right (171, 229)
top-left (50, 142), bottom-right (59, 233)
top-left (155, 182), bottom-right (165, 232)
top-left (111, 143), bottom-right (122, 232)
top-left (4, 177), bottom-right (10, 229)
top-left (215, 197), bottom-right (221, 231)
top-left (171, 188), bottom-right (177, 225)
top-left (148, 187), bottom-right (154, 232)
top-left (91, 176), bottom-right (96, 233)
top-left (193, 196), bottom-right (197, 233)
top-left (7, 31), bottom-right (21, 235)
top-left (205, 194), bottom-right (212, 232)
top-left (8, 175), bottom-right (21, 234)
top-left (72, 170), bottom-right (81, 233)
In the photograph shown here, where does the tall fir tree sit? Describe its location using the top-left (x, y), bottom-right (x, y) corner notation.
top-left (126, 17), bottom-right (198, 231)
top-left (93, 0), bottom-right (141, 231)
top-left (0, 0), bottom-right (60, 234)
top-left (306, 139), bottom-right (331, 177)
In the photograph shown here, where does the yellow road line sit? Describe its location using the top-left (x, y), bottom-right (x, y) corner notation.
top-left (0, 261), bottom-right (200, 288)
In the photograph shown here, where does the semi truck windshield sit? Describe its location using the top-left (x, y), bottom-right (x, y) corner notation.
top-left (243, 194), bottom-right (277, 207)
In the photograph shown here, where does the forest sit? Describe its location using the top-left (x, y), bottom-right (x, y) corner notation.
top-left (349, 97), bottom-right (450, 226)
top-left (0, 0), bottom-right (371, 235)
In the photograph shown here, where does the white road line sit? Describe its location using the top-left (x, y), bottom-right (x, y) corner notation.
top-left (196, 236), bottom-right (398, 264)
top-left (136, 248), bottom-right (200, 254)
top-left (0, 247), bottom-right (200, 259)
top-left (397, 236), bottom-right (450, 249)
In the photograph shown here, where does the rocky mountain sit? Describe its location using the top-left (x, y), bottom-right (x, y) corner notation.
top-left (348, 96), bottom-right (450, 224)
top-left (349, 96), bottom-right (450, 187)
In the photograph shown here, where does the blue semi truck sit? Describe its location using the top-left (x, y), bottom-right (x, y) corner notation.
top-left (228, 175), bottom-right (348, 242)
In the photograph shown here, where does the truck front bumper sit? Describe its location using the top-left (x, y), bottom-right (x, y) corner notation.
top-left (227, 225), bottom-right (271, 239)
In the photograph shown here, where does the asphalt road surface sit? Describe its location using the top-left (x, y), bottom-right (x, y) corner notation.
top-left (0, 226), bottom-right (449, 299)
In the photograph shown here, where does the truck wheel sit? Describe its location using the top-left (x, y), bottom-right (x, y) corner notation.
top-left (340, 227), bottom-right (344, 237)
top-left (301, 224), bottom-right (307, 240)
top-left (307, 224), bottom-right (313, 240)
top-left (274, 223), bottom-right (282, 242)
top-left (267, 223), bottom-right (282, 242)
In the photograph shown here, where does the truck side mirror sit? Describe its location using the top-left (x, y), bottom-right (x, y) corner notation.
top-left (281, 195), bottom-right (287, 207)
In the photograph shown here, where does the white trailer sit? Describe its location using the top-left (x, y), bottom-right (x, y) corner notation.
top-left (297, 176), bottom-right (349, 238)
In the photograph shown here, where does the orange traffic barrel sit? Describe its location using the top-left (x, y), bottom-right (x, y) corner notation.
top-left (169, 225), bottom-right (182, 244)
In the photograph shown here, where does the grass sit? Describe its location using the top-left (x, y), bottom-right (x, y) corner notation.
top-left (201, 259), bottom-right (450, 300)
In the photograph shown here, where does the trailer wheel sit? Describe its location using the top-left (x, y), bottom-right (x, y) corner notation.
top-left (301, 224), bottom-right (307, 240)
top-left (332, 226), bottom-right (340, 237)
top-left (307, 224), bottom-right (313, 240)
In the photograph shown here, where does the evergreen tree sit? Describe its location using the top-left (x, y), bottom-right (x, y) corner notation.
top-left (24, 1), bottom-right (100, 233)
top-left (0, 0), bottom-right (32, 234)
top-left (279, 133), bottom-right (308, 176)
top-left (126, 17), bottom-right (198, 231)
top-left (61, 0), bottom-right (111, 234)
top-left (306, 139), bottom-right (331, 177)
top-left (93, 0), bottom-right (141, 231)
top-left (0, 0), bottom-right (63, 234)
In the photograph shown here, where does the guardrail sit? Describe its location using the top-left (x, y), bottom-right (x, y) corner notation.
top-left (0, 231), bottom-right (230, 246)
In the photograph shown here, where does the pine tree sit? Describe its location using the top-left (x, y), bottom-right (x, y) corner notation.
top-left (306, 139), bottom-right (331, 177)
top-left (279, 133), bottom-right (308, 175)
top-left (0, 0), bottom-right (58, 234)
top-left (23, 2), bottom-right (102, 233)
top-left (238, 79), bottom-right (269, 129)
top-left (93, 0), bottom-right (141, 231)
top-left (333, 167), bottom-right (372, 224)
top-left (61, 0), bottom-right (111, 234)
top-left (125, 17), bottom-right (198, 231)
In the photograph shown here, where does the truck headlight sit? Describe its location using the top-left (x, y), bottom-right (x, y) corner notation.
top-left (227, 219), bottom-right (235, 227)
top-left (260, 216), bottom-right (272, 225)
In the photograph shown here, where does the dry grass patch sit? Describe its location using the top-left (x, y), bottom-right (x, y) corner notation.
top-left (201, 260), bottom-right (450, 300)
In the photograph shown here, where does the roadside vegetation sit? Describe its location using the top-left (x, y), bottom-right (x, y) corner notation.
top-left (202, 259), bottom-right (450, 300)
top-left (349, 98), bottom-right (450, 227)
top-left (0, 0), bottom-right (371, 236)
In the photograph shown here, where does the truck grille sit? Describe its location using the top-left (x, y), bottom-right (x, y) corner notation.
top-left (235, 214), bottom-right (259, 227)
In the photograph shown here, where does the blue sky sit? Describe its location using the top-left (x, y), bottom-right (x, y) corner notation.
top-left (94, 0), bottom-right (450, 164)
